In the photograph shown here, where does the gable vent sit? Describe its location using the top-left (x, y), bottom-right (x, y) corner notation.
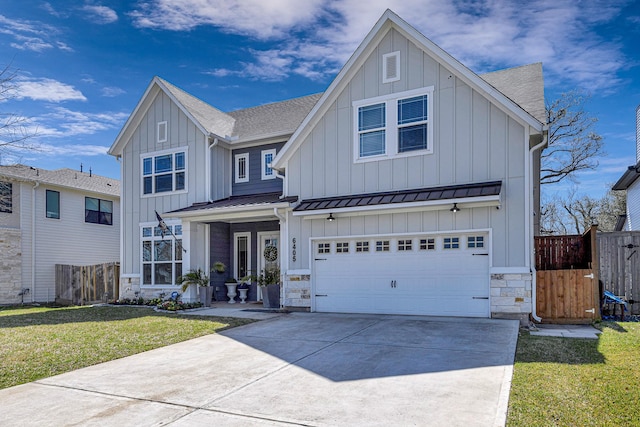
top-left (382, 51), bottom-right (400, 84)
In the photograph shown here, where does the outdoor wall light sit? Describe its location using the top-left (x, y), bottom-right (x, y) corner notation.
top-left (327, 213), bottom-right (336, 221)
top-left (450, 203), bottom-right (460, 213)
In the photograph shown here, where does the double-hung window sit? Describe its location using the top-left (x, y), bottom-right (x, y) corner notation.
top-left (353, 86), bottom-right (433, 161)
top-left (46, 190), bottom-right (60, 219)
top-left (141, 222), bottom-right (182, 286)
top-left (85, 197), bottom-right (113, 225)
top-left (0, 181), bottom-right (12, 213)
top-left (262, 149), bottom-right (276, 180)
top-left (142, 149), bottom-right (186, 195)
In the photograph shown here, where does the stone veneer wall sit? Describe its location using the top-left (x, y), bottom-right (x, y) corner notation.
top-left (0, 228), bottom-right (23, 304)
top-left (491, 272), bottom-right (532, 324)
top-left (284, 273), bottom-right (311, 310)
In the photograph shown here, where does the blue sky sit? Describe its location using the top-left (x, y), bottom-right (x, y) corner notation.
top-left (1, 0), bottom-right (639, 200)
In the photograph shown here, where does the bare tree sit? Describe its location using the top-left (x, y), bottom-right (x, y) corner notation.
top-left (541, 91), bottom-right (604, 185)
top-left (540, 187), bottom-right (626, 235)
top-left (1, 64), bottom-right (36, 156)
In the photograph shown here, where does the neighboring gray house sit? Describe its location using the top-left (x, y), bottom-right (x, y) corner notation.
top-left (0, 165), bottom-right (120, 304)
top-left (109, 10), bottom-right (547, 322)
top-left (612, 104), bottom-right (640, 230)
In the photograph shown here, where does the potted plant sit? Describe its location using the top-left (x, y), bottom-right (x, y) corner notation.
top-left (224, 277), bottom-right (238, 304)
top-left (177, 268), bottom-right (212, 307)
top-left (212, 261), bottom-right (226, 274)
top-left (237, 279), bottom-right (250, 304)
top-left (257, 267), bottom-right (280, 308)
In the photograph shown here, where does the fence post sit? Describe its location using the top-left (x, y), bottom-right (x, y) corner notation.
top-left (589, 224), bottom-right (601, 320)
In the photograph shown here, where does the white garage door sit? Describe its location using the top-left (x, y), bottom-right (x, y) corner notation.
top-left (313, 233), bottom-right (490, 317)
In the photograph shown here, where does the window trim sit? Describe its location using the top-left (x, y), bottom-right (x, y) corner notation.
top-left (234, 153), bottom-right (249, 183)
top-left (352, 86), bottom-right (434, 163)
top-left (140, 147), bottom-right (188, 197)
top-left (45, 189), bottom-right (60, 219)
top-left (233, 232), bottom-right (252, 280)
top-left (261, 149), bottom-right (277, 180)
top-left (140, 220), bottom-right (183, 287)
top-left (157, 121), bottom-right (168, 144)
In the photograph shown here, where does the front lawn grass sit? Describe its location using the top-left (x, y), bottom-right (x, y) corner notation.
top-left (508, 322), bottom-right (640, 426)
top-left (0, 305), bottom-right (253, 389)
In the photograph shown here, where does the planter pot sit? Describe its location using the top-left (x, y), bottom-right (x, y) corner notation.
top-left (214, 286), bottom-right (226, 302)
top-left (261, 283), bottom-right (280, 308)
top-left (226, 283), bottom-right (238, 304)
top-left (238, 287), bottom-right (249, 303)
top-left (199, 286), bottom-right (213, 307)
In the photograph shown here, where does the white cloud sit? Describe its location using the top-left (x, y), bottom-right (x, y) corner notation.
top-left (81, 5), bottom-right (118, 24)
top-left (15, 78), bottom-right (86, 102)
top-left (132, 0), bottom-right (630, 91)
top-left (101, 86), bottom-right (126, 97)
top-left (0, 14), bottom-right (70, 53)
top-left (33, 107), bottom-right (129, 137)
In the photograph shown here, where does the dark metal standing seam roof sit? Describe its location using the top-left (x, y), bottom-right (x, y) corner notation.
top-left (169, 192), bottom-right (298, 214)
top-left (293, 181), bottom-right (502, 212)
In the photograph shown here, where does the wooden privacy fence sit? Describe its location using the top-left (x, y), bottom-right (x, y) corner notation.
top-left (535, 225), bottom-right (599, 323)
top-left (55, 262), bottom-right (120, 305)
top-left (597, 231), bottom-right (640, 315)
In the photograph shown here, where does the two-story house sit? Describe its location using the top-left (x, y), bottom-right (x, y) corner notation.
top-left (0, 165), bottom-right (120, 304)
top-left (109, 10), bottom-right (546, 323)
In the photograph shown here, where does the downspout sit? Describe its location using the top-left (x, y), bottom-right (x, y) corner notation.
top-left (31, 181), bottom-right (39, 303)
top-left (529, 131), bottom-right (547, 323)
top-left (117, 156), bottom-right (124, 296)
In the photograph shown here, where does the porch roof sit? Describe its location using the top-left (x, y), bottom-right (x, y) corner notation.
top-left (293, 181), bottom-right (502, 213)
top-left (168, 192), bottom-right (297, 217)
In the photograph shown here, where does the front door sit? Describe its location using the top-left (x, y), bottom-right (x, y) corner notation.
top-left (258, 232), bottom-right (279, 300)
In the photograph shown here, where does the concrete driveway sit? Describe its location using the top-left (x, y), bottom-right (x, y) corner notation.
top-left (0, 313), bottom-right (518, 427)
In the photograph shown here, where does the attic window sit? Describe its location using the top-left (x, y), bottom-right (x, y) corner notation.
top-left (157, 121), bottom-right (167, 144)
top-left (382, 51), bottom-right (400, 84)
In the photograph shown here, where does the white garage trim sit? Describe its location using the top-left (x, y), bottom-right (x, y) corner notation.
top-left (310, 229), bottom-right (492, 317)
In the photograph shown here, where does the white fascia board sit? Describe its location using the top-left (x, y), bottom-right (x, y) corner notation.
top-left (169, 203), bottom-right (293, 221)
top-left (293, 195), bottom-right (500, 219)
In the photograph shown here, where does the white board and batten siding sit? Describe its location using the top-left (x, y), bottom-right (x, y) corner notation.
top-left (285, 28), bottom-right (529, 272)
top-left (120, 90), bottom-right (219, 275)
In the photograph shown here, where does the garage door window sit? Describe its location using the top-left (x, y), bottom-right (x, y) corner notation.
top-left (443, 237), bottom-right (460, 249)
top-left (336, 242), bottom-right (349, 253)
top-left (398, 239), bottom-right (412, 251)
top-left (468, 236), bottom-right (484, 248)
top-left (376, 240), bottom-right (390, 252)
top-left (318, 243), bottom-right (331, 254)
top-left (420, 238), bottom-right (435, 250)
top-left (356, 241), bottom-right (369, 252)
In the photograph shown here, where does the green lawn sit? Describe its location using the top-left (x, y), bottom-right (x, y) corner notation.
top-left (0, 305), bottom-right (253, 389)
top-left (508, 322), bottom-right (640, 427)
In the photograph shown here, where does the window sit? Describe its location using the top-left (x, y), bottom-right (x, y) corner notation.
top-left (336, 242), bottom-right (349, 253)
top-left (141, 222), bottom-right (182, 286)
top-left (262, 149), bottom-right (276, 180)
top-left (142, 149), bottom-right (186, 195)
top-left (443, 237), bottom-right (460, 250)
top-left (376, 240), bottom-right (390, 252)
top-left (157, 121), bottom-right (167, 143)
top-left (356, 241), bottom-right (369, 252)
top-left (468, 236), bottom-right (485, 248)
top-left (0, 181), bottom-right (12, 213)
top-left (353, 86), bottom-right (433, 161)
top-left (420, 238), bottom-right (435, 250)
top-left (46, 190), bottom-right (60, 219)
top-left (235, 233), bottom-right (251, 279)
top-left (235, 153), bottom-right (249, 183)
top-left (318, 243), bottom-right (331, 254)
top-left (398, 239), bottom-right (412, 251)
top-left (85, 197), bottom-right (113, 225)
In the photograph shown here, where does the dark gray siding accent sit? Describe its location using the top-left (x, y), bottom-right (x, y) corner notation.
top-left (209, 220), bottom-right (279, 302)
top-left (209, 222), bottom-right (231, 301)
top-left (232, 142), bottom-right (284, 196)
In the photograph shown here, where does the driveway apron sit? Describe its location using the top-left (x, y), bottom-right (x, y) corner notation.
top-left (0, 313), bottom-right (518, 427)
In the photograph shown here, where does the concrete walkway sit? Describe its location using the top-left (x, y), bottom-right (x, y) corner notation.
top-left (0, 313), bottom-right (519, 427)
top-left (529, 324), bottom-right (601, 339)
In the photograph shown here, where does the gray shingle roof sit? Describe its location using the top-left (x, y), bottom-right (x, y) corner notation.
top-left (0, 164), bottom-right (119, 197)
top-left (227, 93), bottom-right (322, 141)
top-left (294, 181), bottom-right (502, 212)
top-left (480, 63), bottom-right (545, 124)
top-left (157, 77), bottom-right (236, 139)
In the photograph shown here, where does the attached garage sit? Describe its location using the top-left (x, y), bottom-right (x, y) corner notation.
top-left (312, 232), bottom-right (490, 317)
